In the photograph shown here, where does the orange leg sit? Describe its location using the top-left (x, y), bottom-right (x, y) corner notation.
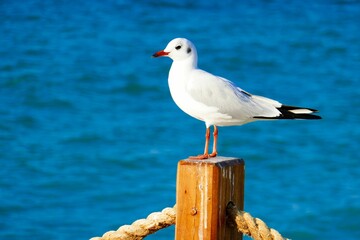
top-left (209, 125), bottom-right (218, 157)
top-left (189, 126), bottom-right (218, 160)
top-left (189, 127), bottom-right (210, 160)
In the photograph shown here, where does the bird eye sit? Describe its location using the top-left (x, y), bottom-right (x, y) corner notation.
top-left (175, 45), bottom-right (182, 50)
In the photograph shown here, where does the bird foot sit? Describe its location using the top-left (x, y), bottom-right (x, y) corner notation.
top-left (189, 154), bottom-right (210, 160)
top-left (209, 152), bottom-right (217, 158)
top-left (189, 152), bottom-right (217, 160)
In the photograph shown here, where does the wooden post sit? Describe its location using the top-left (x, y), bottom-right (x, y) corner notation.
top-left (175, 157), bottom-right (244, 240)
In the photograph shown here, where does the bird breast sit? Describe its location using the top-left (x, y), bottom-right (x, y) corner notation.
top-left (168, 65), bottom-right (236, 126)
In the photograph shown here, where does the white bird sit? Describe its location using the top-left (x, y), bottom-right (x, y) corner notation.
top-left (153, 38), bottom-right (321, 159)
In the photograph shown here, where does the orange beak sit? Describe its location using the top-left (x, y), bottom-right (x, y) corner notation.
top-left (152, 50), bottom-right (169, 58)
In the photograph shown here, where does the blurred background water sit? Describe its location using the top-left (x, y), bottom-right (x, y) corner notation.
top-left (0, 0), bottom-right (359, 239)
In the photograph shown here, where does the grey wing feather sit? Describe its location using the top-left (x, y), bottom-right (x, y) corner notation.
top-left (187, 70), bottom-right (281, 119)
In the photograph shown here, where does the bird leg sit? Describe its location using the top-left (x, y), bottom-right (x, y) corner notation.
top-left (189, 127), bottom-right (211, 160)
top-left (209, 125), bottom-right (218, 157)
top-left (189, 126), bottom-right (218, 160)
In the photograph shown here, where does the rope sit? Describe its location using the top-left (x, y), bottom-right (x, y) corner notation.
top-left (90, 204), bottom-right (288, 240)
top-left (90, 206), bottom-right (176, 240)
top-left (226, 202), bottom-right (288, 240)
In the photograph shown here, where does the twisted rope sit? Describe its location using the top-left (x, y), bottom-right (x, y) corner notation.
top-left (226, 202), bottom-right (288, 240)
top-left (91, 204), bottom-right (288, 240)
top-left (90, 206), bottom-right (176, 240)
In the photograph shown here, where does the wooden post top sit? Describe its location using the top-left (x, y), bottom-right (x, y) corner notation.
top-left (179, 156), bottom-right (244, 166)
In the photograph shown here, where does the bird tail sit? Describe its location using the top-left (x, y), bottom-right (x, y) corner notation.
top-left (255, 105), bottom-right (322, 120)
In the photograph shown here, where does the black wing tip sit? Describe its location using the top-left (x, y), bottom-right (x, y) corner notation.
top-left (292, 114), bottom-right (322, 120)
top-left (280, 105), bottom-right (319, 112)
top-left (254, 105), bottom-right (322, 120)
top-left (254, 114), bottom-right (322, 120)
top-left (278, 105), bottom-right (322, 120)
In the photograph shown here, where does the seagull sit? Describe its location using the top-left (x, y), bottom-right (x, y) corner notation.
top-left (153, 38), bottom-right (321, 159)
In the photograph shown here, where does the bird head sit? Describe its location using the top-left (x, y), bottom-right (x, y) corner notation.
top-left (153, 38), bottom-right (197, 63)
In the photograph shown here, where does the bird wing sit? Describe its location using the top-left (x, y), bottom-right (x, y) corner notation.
top-left (186, 69), bottom-right (282, 121)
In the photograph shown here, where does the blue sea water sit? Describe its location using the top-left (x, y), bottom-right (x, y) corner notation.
top-left (0, 0), bottom-right (359, 239)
